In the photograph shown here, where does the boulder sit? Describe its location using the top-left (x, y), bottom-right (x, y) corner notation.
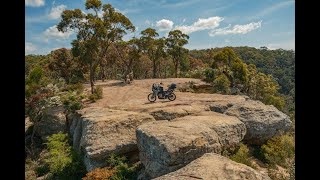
top-left (210, 99), bottom-right (292, 145)
top-left (154, 153), bottom-right (271, 180)
top-left (136, 112), bottom-right (246, 178)
top-left (35, 105), bottom-right (66, 139)
top-left (69, 107), bottom-right (156, 171)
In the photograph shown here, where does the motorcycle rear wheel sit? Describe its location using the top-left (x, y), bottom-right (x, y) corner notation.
top-left (168, 93), bottom-right (176, 101)
top-left (148, 93), bottom-right (156, 102)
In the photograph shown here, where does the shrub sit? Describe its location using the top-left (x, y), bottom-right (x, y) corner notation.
top-left (94, 85), bottom-right (103, 99)
top-left (45, 133), bottom-right (86, 179)
top-left (230, 143), bottom-right (254, 168)
top-left (203, 68), bottom-right (215, 82)
top-left (63, 83), bottom-right (84, 94)
top-left (35, 164), bottom-right (50, 176)
top-left (83, 168), bottom-right (116, 180)
top-left (213, 74), bottom-right (231, 94)
top-left (261, 134), bottom-right (295, 168)
top-left (105, 154), bottom-right (139, 180)
top-left (61, 92), bottom-right (83, 112)
top-left (89, 86), bottom-right (103, 102)
top-left (45, 133), bottom-right (72, 174)
top-left (190, 68), bottom-right (205, 79)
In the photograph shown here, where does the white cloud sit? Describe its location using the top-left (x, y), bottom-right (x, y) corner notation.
top-left (25, 42), bottom-right (37, 54)
top-left (182, 18), bottom-right (186, 23)
top-left (209, 21), bottom-right (262, 36)
top-left (43, 25), bottom-right (74, 40)
top-left (175, 16), bottom-right (223, 34)
top-left (48, 4), bottom-right (67, 19)
top-left (26, 0), bottom-right (45, 7)
top-left (156, 19), bottom-right (174, 31)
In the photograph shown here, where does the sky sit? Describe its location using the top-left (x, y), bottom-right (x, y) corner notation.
top-left (25, 0), bottom-right (295, 55)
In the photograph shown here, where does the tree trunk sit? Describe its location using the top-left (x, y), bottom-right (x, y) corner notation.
top-left (153, 59), bottom-right (156, 78)
top-left (90, 63), bottom-right (94, 94)
top-left (101, 67), bottom-right (105, 82)
top-left (174, 60), bottom-right (178, 78)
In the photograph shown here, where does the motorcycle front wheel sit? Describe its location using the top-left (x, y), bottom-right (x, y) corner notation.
top-left (148, 93), bottom-right (156, 102)
top-left (168, 93), bottom-right (176, 101)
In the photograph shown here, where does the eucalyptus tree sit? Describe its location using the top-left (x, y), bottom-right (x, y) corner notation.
top-left (140, 28), bottom-right (166, 78)
top-left (166, 30), bottom-right (189, 78)
top-left (57, 0), bottom-right (135, 93)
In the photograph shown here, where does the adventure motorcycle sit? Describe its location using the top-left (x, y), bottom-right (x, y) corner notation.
top-left (147, 83), bottom-right (177, 102)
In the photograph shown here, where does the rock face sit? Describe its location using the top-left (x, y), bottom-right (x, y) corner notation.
top-left (36, 106), bottom-right (66, 139)
top-left (149, 105), bottom-right (209, 120)
top-left (209, 100), bottom-right (291, 144)
top-left (136, 112), bottom-right (246, 178)
top-left (69, 107), bottom-right (156, 171)
top-left (154, 153), bottom-right (271, 180)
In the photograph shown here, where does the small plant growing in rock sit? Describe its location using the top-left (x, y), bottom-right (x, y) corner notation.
top-left (230, 143), bottom-right (254, 168)
top-left (261, 134), bottom-right (295, 168)
top-left (104, 154), bottom-right (139, 180)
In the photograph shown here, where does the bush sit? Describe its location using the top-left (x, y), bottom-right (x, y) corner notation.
top-left (213, 74), bottom-right (231, 94)
top-left (89, 86), bottom-right (103, 102)
top-left (94, 85), bottom-right (103, 99)
top-left (105, 154), bottom-right (139, 180)
top-left (83, 168), bottom-right (116, 180)
top-left (45, 133), bottom-right (86, 179)
top-left (203, 68), bottom-right (215, 82)
top-left (261, 134), bottom-right (295, 168)
top-left (61, 92), bottom-right (83, 112)
top-left (230, 143), bottom-right (254, 168)
top-left (190, 68), bottom-right (205, 79)
top-left (63, 83), bottom-right (84, 94)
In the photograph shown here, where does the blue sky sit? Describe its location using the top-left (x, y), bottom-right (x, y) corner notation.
top-left (25, 0), bottom-right (295, 55)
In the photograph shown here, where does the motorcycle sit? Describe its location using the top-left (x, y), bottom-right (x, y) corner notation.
top-left (148, 83), bottom-right (177, 102)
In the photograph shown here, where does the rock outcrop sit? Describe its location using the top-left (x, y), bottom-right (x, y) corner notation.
top-left (209, 99), bottom-right (291, 144)
top-left (154, 153), bottom-right (271, 180)
top-left (136, 112), bottom-right (246, 178)
top-left (35, 105), bottom-right (66, 139)
top-left (149, 105), bottom-right (209, 120)
top-left (69, 107), bottom-right (156, 171)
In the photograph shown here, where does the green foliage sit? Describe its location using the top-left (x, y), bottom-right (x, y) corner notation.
top-left (63, 82), bottom-right (84, 94)
top-left (26, 66), bottom-right (44, 85)
top-left (49, 48), bottom-right (86, 84)
top-left (230, 143), bottom-right (254, 168)
top-left (106, 154), bottom-right (139, 180)
top-left (45, 133), bottom-right (86, 179)
top-left (88, 85), bottom-right (103, 102)
top-left (45, 133), bottom-right (72, 174)
top-left (203, 68), bottom-right (216, 82)
top-left (213, 74), bottom-right (231, 94)
top-left (166, 30), bottom-right (189, 78)
top-left (36, 164), bottom-right (50, 176)
top-left (58, 0), bottom-right (135, 93)
top-left (61, 92), bottom-right (84, 112)
top-left (261, 134), bottom-right (295, 168)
